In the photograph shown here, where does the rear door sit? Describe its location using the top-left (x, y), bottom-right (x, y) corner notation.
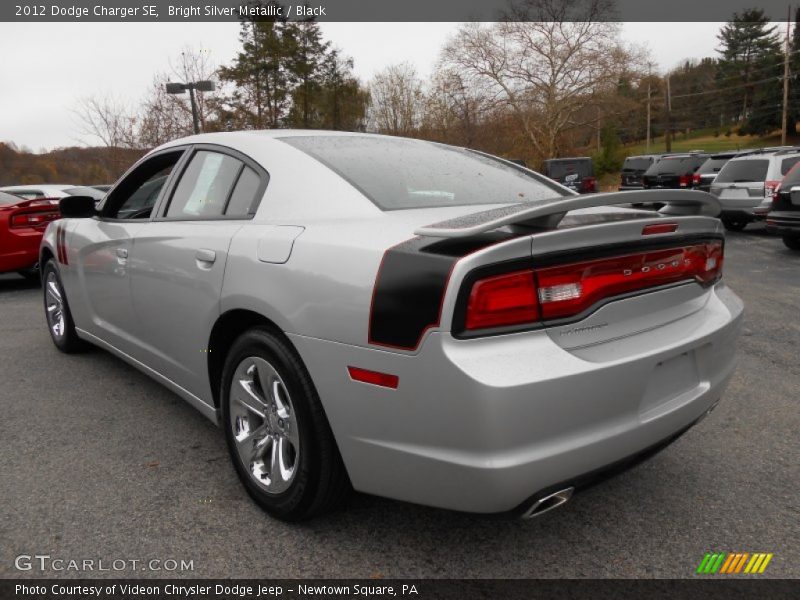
top-left (129, 145), bottom-right (268, 402)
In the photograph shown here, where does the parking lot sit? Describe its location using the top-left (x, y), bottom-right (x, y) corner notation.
top-left (0, 225), bottom-right (797, 579)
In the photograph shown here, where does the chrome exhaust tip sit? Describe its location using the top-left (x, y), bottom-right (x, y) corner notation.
top-left (521, 487), bottom-right (574, 519)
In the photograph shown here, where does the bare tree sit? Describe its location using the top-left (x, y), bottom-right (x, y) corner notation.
top-left (368, 62), bottom-right (424, 136)
top-left (421, 67), bottom-right (493, 146)
top-left (442, 0), bottom-right (641, 159)
top-left (74, 95), bottom-right (138, 149)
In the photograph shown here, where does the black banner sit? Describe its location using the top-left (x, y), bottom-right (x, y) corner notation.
top-left (2, 579), bottom-right (799, 600)
top-left (1, 0), bottom-right (796, 23)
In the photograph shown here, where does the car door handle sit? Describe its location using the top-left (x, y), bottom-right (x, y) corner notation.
top-left (116, 248), bottom-right (128, 258)
top-left (195, 248), bottom-right (217, 264)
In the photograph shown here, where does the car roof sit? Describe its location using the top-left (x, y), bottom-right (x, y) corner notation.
top-left (727, 148), bottom-right (800, 162)
top-left (0, 184), bottom-right (74, 193)
top-left (543, 157), bottom-right (592, 162)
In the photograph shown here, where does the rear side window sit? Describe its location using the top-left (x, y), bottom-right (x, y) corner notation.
top-left (225, 166), bottom-right (262, 216)
top-left (166, 151), bottom-right (242, 219)
top-left (715, 159), bottom-right (769, 183)
top-left (283, 136), bottom-right (567, 210)
top-left (781, 156), bottom-right (800, 175)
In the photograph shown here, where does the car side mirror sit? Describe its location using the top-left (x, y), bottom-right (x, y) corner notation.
top-left (59, 195), bottom-right (96, 218)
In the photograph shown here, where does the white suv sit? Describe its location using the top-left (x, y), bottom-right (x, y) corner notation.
top-left (709, 148), bottom-right (800, 231)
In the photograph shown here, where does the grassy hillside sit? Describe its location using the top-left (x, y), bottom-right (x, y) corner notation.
top-left (621, 128), bottom-right (799, 156)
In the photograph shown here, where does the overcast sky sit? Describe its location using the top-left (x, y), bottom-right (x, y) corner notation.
top-left (0, 22), bottom-right (726, 151)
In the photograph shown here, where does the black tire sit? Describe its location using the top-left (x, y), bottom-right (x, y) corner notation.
top-left (783, 235), bottom-right (800, 251)
top-left (220, 327), bottom-right (350, 521)
top-left (722, 218), bottom-right (748, 232)
top-left (41, 260), bottom-right (89, 353)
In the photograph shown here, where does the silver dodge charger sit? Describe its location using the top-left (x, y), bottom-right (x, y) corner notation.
top-left (40, 131), bottom-right (743, 521)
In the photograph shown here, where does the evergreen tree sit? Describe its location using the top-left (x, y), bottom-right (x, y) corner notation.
top-left (285, 20), bottom-right (330, 128)
top-left (716, 9), bottom-right (782, 128)
top-left (218, 2), bottom-right (292, 129)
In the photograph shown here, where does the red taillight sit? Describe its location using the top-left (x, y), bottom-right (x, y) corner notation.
top-left (580, 176), bottom-right (597, 193)
top-left (692, 173), bottom-right (701, 186)
top-left (642, 223), bottom-right (678, 235)
top-left (679, 174), bottom-right (691, 188)
top-left (347, 366), bottom-right (399, 389)
top-left (463, 242), bottom-right (723, 330)
top-left (9, 210), bottom-right (60, 228)
top-left (465, 270), bottom-right (539, 330)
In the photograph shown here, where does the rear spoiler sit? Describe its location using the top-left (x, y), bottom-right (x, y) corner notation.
top-left (414, 190), bottom-right (720, 239)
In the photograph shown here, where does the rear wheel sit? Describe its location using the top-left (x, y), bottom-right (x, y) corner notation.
top-left (220, 328), bottom-right (350, 521)
top-left (722, 218), bottom-right (748, 232)
top-left (783, 235), bottom-right (800, 251)
top-left (42, 260), bottom-right (88, 353)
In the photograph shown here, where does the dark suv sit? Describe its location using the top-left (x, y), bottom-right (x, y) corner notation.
top-left (766, 162), bottom-right (800, 250)
top-left (542, 157), bottom-right (597, 193)
top-left (641, 153), bottom-right (708, 189)
top-left (619, 155), bottom-right (660, 191)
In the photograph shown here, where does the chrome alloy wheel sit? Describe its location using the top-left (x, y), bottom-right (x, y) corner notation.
top-left (45, 271), bottom-right (65, 339)
top-left (229, 357), bottom-right (300, 494)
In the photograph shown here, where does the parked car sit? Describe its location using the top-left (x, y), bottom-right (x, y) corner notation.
top-left (709, 148), bottom-right (800, 231)
top-left (0, 184), bottom-right (76, 199)
top-left (641, 153), bottom-right (708, 190)
top-left (691, 151), bottom-right (756, 193)
top-left (40, 131), bottom-right (742, 521)
top-left (0, 190), bottom-right (61, 279)
top-left (542, 157), bottom-right (596, 193)
top-left (766, 161), bottom-right (800, 250)
top-left (91, 184), bottom-right (113, 193)
top-left (619, 155), bottom-right (656, 191)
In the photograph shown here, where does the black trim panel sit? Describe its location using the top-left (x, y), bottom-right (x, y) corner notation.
top-left (368, 232), bottom-right (519, 349)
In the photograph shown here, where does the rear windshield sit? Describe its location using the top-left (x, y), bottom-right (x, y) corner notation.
top-left (622, 157), bottom-right (653, 171)
top-left (282, 136), bottom-right (567, 210)
top-left (3, 190), bottom-right (44, 199)
top-left (780, 156), bottom-right (800, 175)
top-left (644, 157), bottom-right (700, 175)
top-left (64, 186), bottom-right (105, 200)
top-left (778, 163), bottom-right (800, 190)
top-left (697, 157), bottom-right (733, 174)
top-left (715, 159), bottom-right (769, 183)
top-left (0, 191), bottom-right (23, 205)
top-left (544, 160), bottom-right (592, 178)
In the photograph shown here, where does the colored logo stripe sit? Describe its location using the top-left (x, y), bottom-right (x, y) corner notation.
top-left (698, 552), bottom-right (773, 574)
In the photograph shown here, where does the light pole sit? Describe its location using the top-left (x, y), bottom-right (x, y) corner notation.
top-left (165, 80), bottom-right (215, 134)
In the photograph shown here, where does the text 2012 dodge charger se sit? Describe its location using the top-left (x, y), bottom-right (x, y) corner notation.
top-left (40, 131), bottom-right (743, 521)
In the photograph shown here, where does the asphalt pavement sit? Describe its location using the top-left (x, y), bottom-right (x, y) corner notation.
top-left (0, 225), bottom-right (798, 579)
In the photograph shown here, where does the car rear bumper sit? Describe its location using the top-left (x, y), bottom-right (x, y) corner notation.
top-left (718, 198), bottom-right (772, 219)
top-left (290, 282), bottom-right (743, 514)
top-left (766, 211), bottom-right (800, 234)
top-left (618, 185), bottom-right (644, 192)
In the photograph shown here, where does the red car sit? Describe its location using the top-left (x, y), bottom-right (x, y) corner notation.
top-left (0, 191), bottom-right (62, 279)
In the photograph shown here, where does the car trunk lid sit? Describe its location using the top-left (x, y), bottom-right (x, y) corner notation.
top-left (412, 191), bottom-right (724, 353)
